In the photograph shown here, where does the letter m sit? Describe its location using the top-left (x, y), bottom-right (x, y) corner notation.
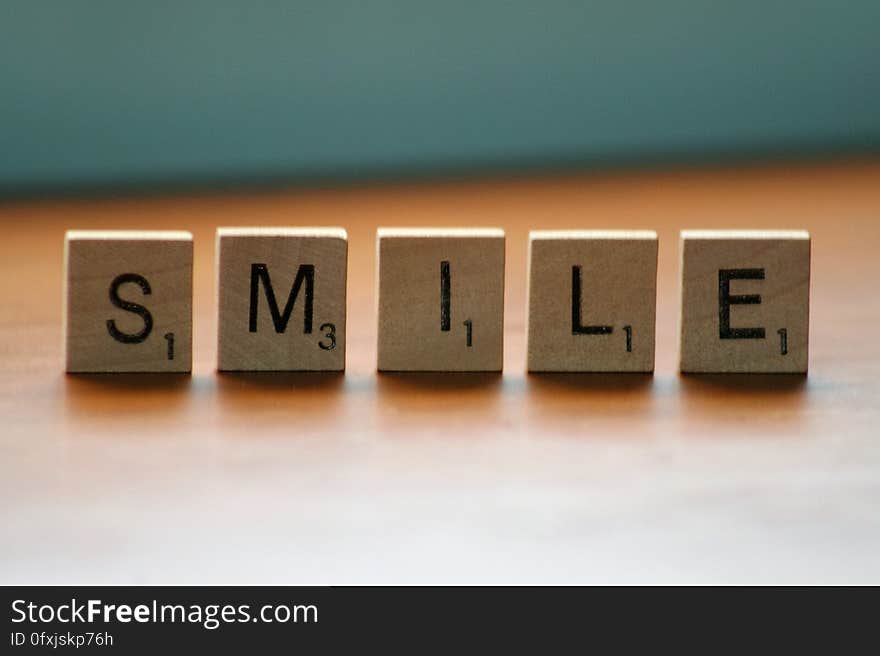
top-left (249, 263), bottom-right (314, 334)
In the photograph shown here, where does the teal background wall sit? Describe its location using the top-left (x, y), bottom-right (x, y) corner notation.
top-left (1, 1), bottom-right (878, 193)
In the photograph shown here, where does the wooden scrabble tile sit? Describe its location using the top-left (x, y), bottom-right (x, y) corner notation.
top-left (64, 230), bottom-right (193, 373)
top-left (377, 228), bottom-right (505, 371)
top-left (526, 230), bottom-right (658, 373)
top-left (679, 230), bottom-right (811, 373)
top-left (216, 227), bottom-right (347, 371)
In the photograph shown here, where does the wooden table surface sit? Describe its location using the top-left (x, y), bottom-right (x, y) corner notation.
top-left (2, 159), bottom-right (879, 584)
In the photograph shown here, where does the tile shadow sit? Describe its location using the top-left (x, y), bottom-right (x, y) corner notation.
top-left (527, 372), bottom-right (654, 393)
top-left (216, 370), bottom-right (345, 392)
top-left (214, 371), bottom-right (348, 430)
top-left (675, 373), bottom-right (812, 437)
top-left (63, 372), bottom-right (192, 420)
top-left (374, 372), bottom-right (505, 423)
top-left (376, 371), bottom-right (502, 392)
top-left (678, 373), bottom-right (807, 396)
top-left (65, 371), bottom-right (192, 390)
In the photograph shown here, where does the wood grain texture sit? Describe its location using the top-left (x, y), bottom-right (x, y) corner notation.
top-left (1, 159), bottom-right (879, 584)
top-left (216, 227), bottom-right (347, 371)
top-left (376, 228), bottom-right (505, 371)
top-left (679, 230), bottom-right (810, 373)
top-left (527, 230), bottom-right (657, 372)
top-left (64, 230), bottom-right (192, 372)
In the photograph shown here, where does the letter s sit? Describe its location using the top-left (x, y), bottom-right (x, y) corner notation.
top-left (106, 273), bottom-right (154, 344)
